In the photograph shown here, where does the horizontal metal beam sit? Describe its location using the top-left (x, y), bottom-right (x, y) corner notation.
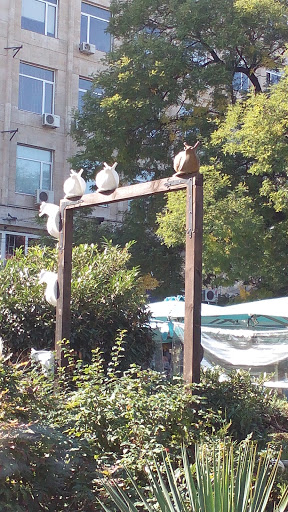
top-left (62, 175), bottom-right (189, 210)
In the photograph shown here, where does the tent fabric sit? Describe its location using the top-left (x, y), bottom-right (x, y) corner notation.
top-left (172, 322), bottom-right (288, 368)
top-left (148, 297), bottom-right (288, 328)
top-left (218, 297), bottom-right (288, 318)
top-left (147, 301), bottom-right (221, 320)
top-left (148, 297), bottom-right (288, 371)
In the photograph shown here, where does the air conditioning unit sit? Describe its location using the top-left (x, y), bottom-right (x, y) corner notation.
top-left (79, 42), bottom-right (96, 55)
top-left (42, 113), bottom-right (60, 128)
top-left (35, 189), bottom-right (54, 204)
top-left (203, 288), bottom-right (218, 303)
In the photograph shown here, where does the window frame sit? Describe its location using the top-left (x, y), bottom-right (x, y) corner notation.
top-left (266, 70), bottom-right (282, 86)
top-left (80, 2), bottom-right (111, 52)
top-left (21, 0), bottom-right (58, 38)
top-left (19, 62), bottom-right (55, 115)
top-left (232, 72), bottom-right (249, 92)
top-left (0, 231), bottom-right (39, 261)
top-left (78, 76), bottom-right (103, 110)
top-left (16, 144), bottom-right (53, 196)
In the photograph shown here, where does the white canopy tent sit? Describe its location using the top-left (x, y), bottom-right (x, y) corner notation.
top-left (148, 297), bottom-right (288, 329)
top-left (147, 300), bottom-right (222, 321)
top-left (148, 297), bottom-right (288, 374)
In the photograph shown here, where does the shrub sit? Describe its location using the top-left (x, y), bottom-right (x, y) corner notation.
top-left (198, 367), bottom-right (288, 444)
top-left (0, 422), bottom-right (97, 512)
top-left (0, 348), bottom-right (288, 510)
top-left (99, 441), bottom-right (288, 512)
top-left (0, 241), bottom-right (153, 369)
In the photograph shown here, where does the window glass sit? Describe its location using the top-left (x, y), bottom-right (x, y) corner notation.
top-left (5, 235), bottom-right (26, 259)
top-left (81, 3), bottom-right (110, 20)
top-left (266, 70), bottom-right (282, 86)
top-left (42, 163), bottom-right (52, 189)
top-left (22, 0), bottom-right (45, 34)
top-left (78, 78), bottom-right (93, 110)
top-left (47, 5), bottom-right (56, 37)
top-left (80, 3), bottom-right (111, 52)
top-left (16, 158), bottom-right (41, 194)
top-left (20, 63), bottom-right (54, 82)
top-left (78, 77), bottom-right (103, 110)
top-left (19, 75), bottom-right (43, 113)
top-left (19, 63), bottom-right (54, 114)
top-left (44, 82), bottom-right (54, 113)
top-left (17, 145), bottom-right (52, 161)
top-left (233, 72), bottom-right (249, 92)
top-left (16, 145), bottom-right (52, 195)
top-left (89, 17), bottom-right (110, 52)
top-left (80, 15), bottom-right (88, 45)
top-left (21, 0), bottom-right (57, 37)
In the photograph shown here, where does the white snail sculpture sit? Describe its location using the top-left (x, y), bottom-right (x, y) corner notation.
top-left (173, 141), bottom-right (200, 175)
top-left (63, 169), bottom-right (86, 199)
top-left (39, 270), bottom-right (59, 307)
top-left (39, 202), bottom-right (61, 240)
top-left (31, 348), bottom-right (54, 375)
top-left (95, 162), bottom-right (119, 192)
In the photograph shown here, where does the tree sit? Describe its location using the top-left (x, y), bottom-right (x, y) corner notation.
top-left (156, 169), bottom-right (270, 287)
top-left (73, 197), bottom-right (185, 300)
top-left (70, 0), bottom-right (288, 293)
top-left (0, 243), bottom-right (153, 368)
top-left (71, 0), bottom-right (288, 178)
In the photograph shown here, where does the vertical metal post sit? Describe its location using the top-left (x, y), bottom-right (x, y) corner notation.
top-left (183, 174), bottom-right (203, 384)
top-left (55, 205), bottom-right (73, 366)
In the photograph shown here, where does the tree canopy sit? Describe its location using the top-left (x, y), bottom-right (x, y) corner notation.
top-left (70, 0), bottom-right (288, 295)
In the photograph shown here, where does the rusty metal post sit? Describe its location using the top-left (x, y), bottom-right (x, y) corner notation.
top-left (183, 174), bottom-right (203, 384)
top-left (55, 205), bottom-right (73, 366)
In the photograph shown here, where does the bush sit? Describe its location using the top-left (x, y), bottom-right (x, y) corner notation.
top-left (0, 347), bottom-right (223, 510)
top-left (0, 422), bottom-right (97, 512)
top-left (99, 441), bottom-right (288, 512)
top-left (0, 241), bottom-right (153, 369)
top-left (0, 349), bottom-right (288, 510)
top-left (198, 367), bottom-right (288, 444)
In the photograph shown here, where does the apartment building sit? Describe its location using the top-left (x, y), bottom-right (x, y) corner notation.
top-left (0, 0), bottom-right (124, 260)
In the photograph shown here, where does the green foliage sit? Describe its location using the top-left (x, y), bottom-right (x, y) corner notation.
top-left (71, 0), bottom-right (288, 179)
top-left (70, 0), bottom-right (288, 295)
top-left (99, 441), bottom-right (288, 512)
top-left (0, 346), bottom-right (288, 510)
top-left (0, 348), bottom-right (221, 511)
top-left (0, 423), bottom-right (96, 512)
top-left (157, 169), bottom-right (269, 285)
top-left (198, 368), bottom-right (288, 443)
top-left (73, 197), bottom-right (185, 299)
top-left (212, 72), bottom-right (288, 212)
top-left (56, 352), bottom-right (221, 473)
top-left (0, 242), bottom-right (153, 368)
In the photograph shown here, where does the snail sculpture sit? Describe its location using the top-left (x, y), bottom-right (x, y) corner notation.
top-left (173, 141), bottom-right (200, 175)
top-left (63, 169), bottom-right (86, 199)
top-left (39, 270), bottom-right (59, 307)
top-left (39, 202), bottom-right (61, 240)
top-left (95, 162), bottom-right (119, 192)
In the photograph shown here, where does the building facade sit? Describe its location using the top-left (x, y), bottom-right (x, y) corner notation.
top-left (0, 0), bottom-right (124, 260)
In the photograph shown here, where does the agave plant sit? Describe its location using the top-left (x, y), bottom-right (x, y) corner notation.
top-left (98, 441), bottom-right (288, 512)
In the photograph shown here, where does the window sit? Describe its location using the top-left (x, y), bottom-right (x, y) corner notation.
top-left (233, 72), bottom-right (249, 92)
top-left (80, 3), bottom-right (111, 52)
top-left (16, 145), bottom-right (52, 195)
top-left (78, 77), bottom-right (103, 111)
top-left (19, 63), bottom-right (54, 115)
top-left (0, 231), bottom-right (39, 260)
top-left (266, 70), bottom-right (282, 86)
top-left (21, 0), bottom-right (57, 37)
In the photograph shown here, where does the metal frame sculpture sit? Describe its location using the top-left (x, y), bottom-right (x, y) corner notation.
top-left (53, 172), bottom-right (203, 383)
